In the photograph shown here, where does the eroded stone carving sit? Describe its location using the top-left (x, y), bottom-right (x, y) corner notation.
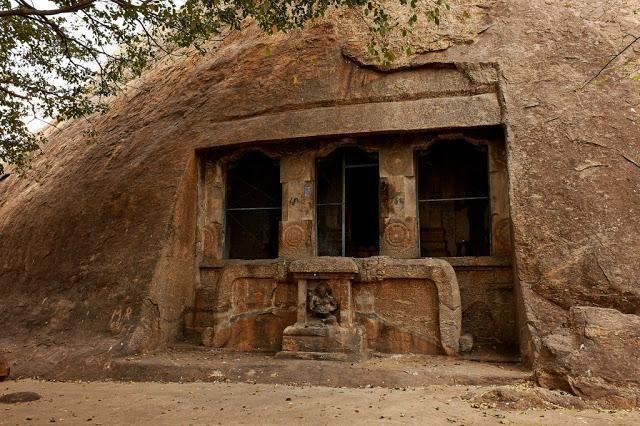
top-left (200, 256), bottom-right (461, 357)
top-left (383, 220), bottom-right (412, 248)
top-left (359, 256), bottom-right (387, 282)
top-left (201, 223), bottom-right (223, 260)
top-left (281, 153), bottom-right (313, 182)
top-left (279, 220), bottom-right (313, 259)
top-left (199, 260), bottom-right (295, 351)
top-left (278, 257), bottom-right (364, 360)
top-left (355, 256), bottom-right (462, 355)
top-left (381, 145), bottom-right (414, 178)
top-left (308, 282), bottom-right (338, 323)
top-left (282, 224), bottom-right (306, 249)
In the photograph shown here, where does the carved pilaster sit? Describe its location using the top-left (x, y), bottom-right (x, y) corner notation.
top-left (379, 144), bottom-right (419, 258)
top-left (279, 153), bottom-right (315, 258)
top-left (202, 160), bottom-right (225, 262)
top-left (489, 143), bottom-right (512, 256)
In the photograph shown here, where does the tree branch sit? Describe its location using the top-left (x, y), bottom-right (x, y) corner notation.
top-left (0, 0), bottom-right (97, 18)
top-left (0, 85), bottom-right (30, 100)
top-left (582, 33), bottom-right (640, 89)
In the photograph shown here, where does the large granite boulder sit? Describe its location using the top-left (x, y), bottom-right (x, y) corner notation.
top-left (536, 307), bottom-right (640, 408)
top-left (0, 0), bottom-right (638, 404)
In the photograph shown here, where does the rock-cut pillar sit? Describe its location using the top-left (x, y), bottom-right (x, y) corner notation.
top-left (279, 153), bottom-right (315, 258)
top-left (379, 143), bottom-right (419, 258)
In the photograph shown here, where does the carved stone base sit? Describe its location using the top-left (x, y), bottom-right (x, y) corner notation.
top-left (274, 351), bottom-right (360, 361)
top-left (276, 323), bottom-right (366, 361)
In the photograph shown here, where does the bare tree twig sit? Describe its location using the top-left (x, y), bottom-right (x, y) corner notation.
top-left (581, 33), bottom-right (640, 89)
top-left (0, 0), bottom-right (97, 18)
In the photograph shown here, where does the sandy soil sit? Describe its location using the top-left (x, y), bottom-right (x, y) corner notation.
top-left (1, 379), bottom-right (639, 425)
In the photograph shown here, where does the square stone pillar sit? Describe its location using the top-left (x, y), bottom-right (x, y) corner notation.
top-left (279, 153), bottom-right (315, 259)
top-left (201, 159), bottom-right (225, 262)
top-left (489, 143), bottom-right (512, 256)
top-left (379, 144), bottom-right (419, 258)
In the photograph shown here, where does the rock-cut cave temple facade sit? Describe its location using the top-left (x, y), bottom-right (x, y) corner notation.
top-left (1, 0), bottom-right (639, 404)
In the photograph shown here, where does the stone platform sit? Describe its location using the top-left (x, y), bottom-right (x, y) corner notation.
top-left (107, 346), bottom-right (530, 387)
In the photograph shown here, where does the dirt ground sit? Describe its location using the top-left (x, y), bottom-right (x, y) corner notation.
top-left (1, 379), bottom-right (639, 425)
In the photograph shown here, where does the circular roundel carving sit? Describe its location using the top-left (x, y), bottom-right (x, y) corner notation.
top-left (384, 221), bottom-right (412, 248)
top-left (283, 224), bottom-right (306, 248)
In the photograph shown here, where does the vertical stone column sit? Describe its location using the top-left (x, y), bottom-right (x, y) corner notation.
top-left (379, 143), bottom-right (420, 258)
top-left (489, 143), bottom-right (512, 256)
top-left (201, 159), bottom-right (225, 262)
top-left (279, 153), bottom-right (315, 259)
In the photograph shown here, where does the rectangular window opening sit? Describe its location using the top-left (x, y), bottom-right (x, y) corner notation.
top-left (316, 148), bottom-right (379, 257)
top-left (225, 152), bottom-right (281, 259)
top-left (417, 140), bottom-right (491, 257)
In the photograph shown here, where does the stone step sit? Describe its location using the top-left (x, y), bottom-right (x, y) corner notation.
top-left (108, 345), bottom-right (531, 388)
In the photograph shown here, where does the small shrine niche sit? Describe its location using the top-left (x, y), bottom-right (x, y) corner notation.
top-left (277, 257), bottom-right (365, 360)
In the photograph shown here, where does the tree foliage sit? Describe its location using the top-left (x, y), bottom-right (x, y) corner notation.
top-left (0, 0), bottom-right (447, 174)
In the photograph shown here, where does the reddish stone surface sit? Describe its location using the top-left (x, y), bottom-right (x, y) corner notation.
top-left (535, 307), bottom-right (640, 408)
top-left (0, 357), bottom-right (9, 381)
top-left (354, 280), bottom-right (441, 354)
top-left (0, 0), bottom-right (638, 405)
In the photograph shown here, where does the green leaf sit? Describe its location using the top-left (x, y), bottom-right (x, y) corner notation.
top-left (0, 0), bottom-right (453, 172)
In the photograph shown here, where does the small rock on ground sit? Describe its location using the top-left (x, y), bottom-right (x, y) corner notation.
top-left (0, 392), bottom-right (42, 404)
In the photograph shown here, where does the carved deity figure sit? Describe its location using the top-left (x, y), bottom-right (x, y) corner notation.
top-left (307, 281), bottom-right (338, 323)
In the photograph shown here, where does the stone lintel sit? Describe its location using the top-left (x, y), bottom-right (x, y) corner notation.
top-left (191, 93), bottom-right (501, 150)
top-left (291, 272), bottom-right (356, 281)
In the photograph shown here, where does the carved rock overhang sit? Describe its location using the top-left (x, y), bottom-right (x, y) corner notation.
top-left (190, 61), bottom-right (504, 153)
top-left (207, 256), bottom-right (462, 355)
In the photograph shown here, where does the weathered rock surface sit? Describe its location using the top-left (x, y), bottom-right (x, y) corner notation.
top-left (535, 307), bottom-right (640, 408)
top-left (0, 0), bottom-right (638, 405)
top-left (0, 357), bottom-right (9, 381)
top-left (194, 258), bottom-right (460, 356)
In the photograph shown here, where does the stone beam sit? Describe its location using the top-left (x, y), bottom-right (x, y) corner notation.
top-left (190, 93), bottom-right (501, 150)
